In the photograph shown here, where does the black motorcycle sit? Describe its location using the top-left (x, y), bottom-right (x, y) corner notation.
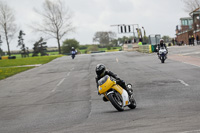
top-left (71, 51), bottom-right (76, 59)
top-left (71, 54), bottom-right (75, 59)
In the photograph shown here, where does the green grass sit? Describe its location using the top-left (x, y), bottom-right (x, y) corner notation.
top-left (11, 53), bottom-right (33, 59)
top-left (0, 55), bottom-right (62, 67)
top-left (64, 46), bottom-right (122, 54)
top-left (47, 52), bottom-right (59, 55)
top-left (98, 48), bottom-right (107, 51)
top-left (11, 54), bottom-right (25, 58)
top-left (0, 67), bottom-right (34, 80)
top-left (113, 46), bottom-right (122, 49)
top-left (0, 55), bottom-right (62, 80)
top-left (79, 49), bottom-right (87, 54)
top-left (11, 52), bottom-right (59, 59)
top-left (79, 47), bottom-right (122, 54)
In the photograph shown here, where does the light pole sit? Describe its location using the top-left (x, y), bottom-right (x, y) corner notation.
top-left (132, 24), bottom-right (139, 37)
top-left (142, 27), bottom-right (146, 43)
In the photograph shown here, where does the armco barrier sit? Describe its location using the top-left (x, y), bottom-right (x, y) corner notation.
top-left (138, 45), bottom-right (152, 53)
top-left (1, 56), bottom-right (16, 59)
top-left (138, 43), bottom-right (173, 53)
top-left (123, 43), bottom-right (139, 51)
top-left (8, 56), bottom-right (16, 59)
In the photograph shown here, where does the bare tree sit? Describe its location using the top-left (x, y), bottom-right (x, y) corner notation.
top-left (0, 1), bottom-right (17, 56)
top-left (32, 0), bottom-right (75, 54)
top-left (182, 0), bottom-right (200, 13)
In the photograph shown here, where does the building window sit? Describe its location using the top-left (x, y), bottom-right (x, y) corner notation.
top-left (181, 19), bottom-right (192, 26)
top-left (189, 20), bottom-right (193, 29)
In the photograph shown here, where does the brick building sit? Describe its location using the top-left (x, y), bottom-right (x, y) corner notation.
top-left (176, 8), bottom-right (200, 45)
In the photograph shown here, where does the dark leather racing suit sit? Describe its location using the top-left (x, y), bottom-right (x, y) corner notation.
top-left (157, 43), bottom-right (168, 54)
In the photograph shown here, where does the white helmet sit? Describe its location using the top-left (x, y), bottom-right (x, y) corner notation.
top-left (160, 39), bottom-right (164, 43)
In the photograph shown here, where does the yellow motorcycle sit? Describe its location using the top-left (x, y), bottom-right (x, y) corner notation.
top-left (98, 75), bottom-right (136, 111)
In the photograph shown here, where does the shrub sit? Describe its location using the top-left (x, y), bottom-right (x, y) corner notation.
top-left (107, 46), bottom-right (111, 50)
top-left (87, 45), bottom-right (99, 52)
top-left (62, 39), bottom-right (80, 54)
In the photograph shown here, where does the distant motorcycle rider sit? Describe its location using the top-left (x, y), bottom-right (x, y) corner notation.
top-left (71, 47), bottom-right (77, 59)
top-left (71, 47), bottom-right (76, 55)
top-left (157, 39), bottom-right (168, 54)
top-left (95, 64), bottom-right (132, 102)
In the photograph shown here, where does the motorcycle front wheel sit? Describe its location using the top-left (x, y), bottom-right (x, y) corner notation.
top-left (128, 97), bottom-right (136, 109)
top-left (108, 92), bottom-right (124, 111)
top-left (161, 56), bottom-right (165, 63)
top-left (72, 55), bottom-right (75, 59)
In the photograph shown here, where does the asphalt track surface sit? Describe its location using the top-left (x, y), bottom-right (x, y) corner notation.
top-left (0, 46), bottom-right (200, 133)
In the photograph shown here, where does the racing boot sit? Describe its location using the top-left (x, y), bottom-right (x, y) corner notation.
top-left (123, 86), bottom-right (132, 97)
top-left (118, 80), bottom-right (133, 96)
top-left (125, 84), bottom-right (133, 98)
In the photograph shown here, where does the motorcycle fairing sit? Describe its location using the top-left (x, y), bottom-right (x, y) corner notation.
top-left (112, 84), bottom-right (129, 106)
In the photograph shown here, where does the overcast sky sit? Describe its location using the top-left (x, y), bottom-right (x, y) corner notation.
top-left (1, 0), bottom-right (188, 51)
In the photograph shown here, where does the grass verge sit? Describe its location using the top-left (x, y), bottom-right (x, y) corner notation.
top-left (0, 55), bottom-right (62, 80)
top-left (0, 55), bottom-right (62, 67)
top-left (0, 67), bottom-right (34, 80)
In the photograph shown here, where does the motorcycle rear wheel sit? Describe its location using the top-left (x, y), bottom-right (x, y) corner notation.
top-left (108, 92), bottom-right (124, 111)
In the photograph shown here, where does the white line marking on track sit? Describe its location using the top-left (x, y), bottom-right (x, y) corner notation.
top-left (67, 67), bottom-right (74, 76)
top-left (178, 79), bottom-right (189, 87)
top-left (116, 58), bottom-right (119, 63)
top-left (183, 62), bottom-right (200, 68)
top-left (67, 72), bottom-right (71, 76)
top-left (51, 88), bottom-right (57, 92)
top-left (178, 129), bottom-right (200, 133)
top-left (181, 51), bottom-right (200, 56)
top-left (51, 78), bottom-right (65, 92)
top-left (51, 67), bottom-right (74, 93)
top-left (57, 78), bottom-right (65, 87)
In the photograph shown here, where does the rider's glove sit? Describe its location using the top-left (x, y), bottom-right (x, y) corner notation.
top-left (121, 80), bottom-right (125, 84)
top-left (115, 78), bottom-right (121, 83)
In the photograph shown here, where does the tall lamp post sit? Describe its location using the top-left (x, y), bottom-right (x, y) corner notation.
top-left (142, 27), bottom-right (146, 43)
